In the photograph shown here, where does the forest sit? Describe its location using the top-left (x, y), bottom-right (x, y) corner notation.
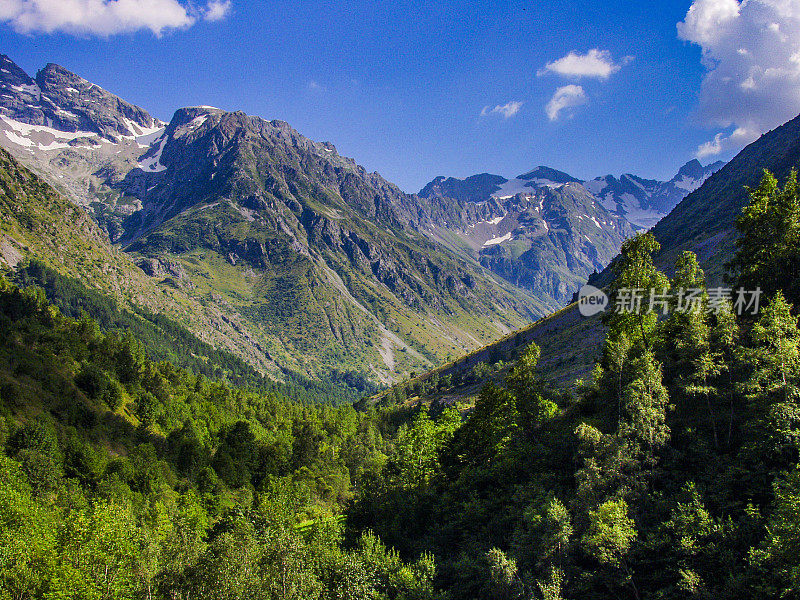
top-left (0, 168), bottom-right (799, 599)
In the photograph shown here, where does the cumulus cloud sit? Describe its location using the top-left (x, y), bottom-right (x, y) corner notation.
top-left (545, 85), bottom-right (587, 121)
top-left (539, 49), bottom-right (633, 79)
top-left (678, 0), bottom-right (800, 157)
top-left (480, 100), bottom-right (523, 118)
top-left (204, 0), bottom-right (231, 22)
top-left (0, 0), bottom-right (232, 36)
top-left (696, 125), bottom-right (760, 158)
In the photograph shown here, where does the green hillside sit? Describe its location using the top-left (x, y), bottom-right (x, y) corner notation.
top-left (0, 272), bottom-right (444, 599)
top-left (351, 201), bottom-right (800, 598)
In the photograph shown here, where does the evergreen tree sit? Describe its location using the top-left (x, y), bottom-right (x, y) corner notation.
top-left (729, 169), bottom-right (800, 309)
top-left (743, 292), bottom-right (800, 458)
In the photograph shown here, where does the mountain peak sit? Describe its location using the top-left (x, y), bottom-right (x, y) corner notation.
top-left (0, 53), bottom-right (159, 140)
top-left (516, 165), bottom-right (582, 184)
top-left (675, 158), bottom-right (705, 180)
top-left (0, 54), bottom-right (36, 87)
top-left (418, 173), bottom-right (507, 202)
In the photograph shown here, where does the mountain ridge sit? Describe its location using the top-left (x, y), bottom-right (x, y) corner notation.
top-left (0, 55), bottom-right (545, 383)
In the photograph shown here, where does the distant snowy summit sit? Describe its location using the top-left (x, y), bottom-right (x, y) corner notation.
top-left (420, 160), bottom-right (724, 230)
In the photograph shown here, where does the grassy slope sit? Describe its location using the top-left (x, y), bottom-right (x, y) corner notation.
top-left (365, 301), bottom-right (603, 407)
top-left (0, 149), bottom-right (284, 376)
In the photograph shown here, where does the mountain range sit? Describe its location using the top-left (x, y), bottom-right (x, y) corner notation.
top-left (420, 159), bottom-right (724, 231)
top-left (0, 52), bottom-right (723, 386)
top-left (0, 54), bottom-right (543, 384)
top-left (387, 105), bottom-right (800, 401)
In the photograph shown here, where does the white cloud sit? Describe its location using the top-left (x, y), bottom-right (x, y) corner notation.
top-left (0, 0), bottom-right (232, 36)
top-left (678, 0), bottom-right (800, 156)
top-left (696, 125), bottom-right (760, 158)
top-left (539, 49), bottom-right (633, 79)
top-left (480, 100), bottom-right (523, 118)
top-left (545, 85), bottom-right (587, 121)
top-left (204, 0), bottom-right (231, 22)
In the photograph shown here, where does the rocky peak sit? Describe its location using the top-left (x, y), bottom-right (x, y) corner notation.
top-left (517, 166), bottom-right (582, 184)
top-left (34, 62), bottom-right (161, 138)
top-left (0, 54), bottom-right (160, 140)
top-left (0, 54), bottom-right (45, 124)
top-left (674, 158), bottom-right (705, 181)
top-left (418, 173), bottom-right (507, 202)
top-left (0, 54), bottom-right (37, 91)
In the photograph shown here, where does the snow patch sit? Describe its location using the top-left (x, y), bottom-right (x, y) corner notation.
top-left (483, 232), bottom-right (512, 246)
top-left (138, 135), bottom-right (168, 173)
top-left (173, 115), bottom-right (208, 138)
top-left (619, 192), bottom-right (663, 229)
top-left (0, 115), bottom-right (98, 151)
top-left (135, 126), bottom-right (166, 148)
top-left (0, 115), bottom-right (96, 139)
top-left (491, 177), bottom-right (567, 199)
top-left (11, 83), bottom-right (40, 99)
top-left (674, 175), bottom-right (702, 192)
top-left (3, 130), bottom-right (34, 147)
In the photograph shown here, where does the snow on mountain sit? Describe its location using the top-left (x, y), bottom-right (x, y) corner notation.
top-left (138, 134), bottom-right (168, 172)
top-left (0, 54), bottom-right (161, 140)
top-left (584, 160), bottom-right (725, 229)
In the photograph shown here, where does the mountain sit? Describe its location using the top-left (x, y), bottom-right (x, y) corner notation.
top-left (0, 55), bottom-right (166, 240)
top-left (516, 165), bottom-right (582, 185)
top-left (584, 159), bottom-right (724, 229)
top-left (0, 55), bottom-right (543, 383)
top-left (401, 111), bottom-right (800, 403)
top-left (417, 159), bottom-right (723, 304)
top-left (428, 182), bottom-right (635, 306)
top-left (419, 173), bottom-right (507, 202)
top-left (419, 169), bottom-right (635, 305)
top-left (586, 112), bottom-right (800, 289)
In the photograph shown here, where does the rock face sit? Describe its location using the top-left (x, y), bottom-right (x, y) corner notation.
top-left (0, 55), bottom-right (162, 139)
top-left (418, 159), bottom-right (724, 302)
top-left (419, 178), bottom-right (635, 305)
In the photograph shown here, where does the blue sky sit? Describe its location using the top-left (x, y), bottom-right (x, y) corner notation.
top-left (2, 0), bottom-right (800, 192)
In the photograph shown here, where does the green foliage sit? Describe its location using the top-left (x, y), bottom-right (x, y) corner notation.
top-left (0, 273), bottom-right (436, 599)
top-left (582, 498), bottom-right (636, 567)
top-left (729, 170), bottom-right (800, 309)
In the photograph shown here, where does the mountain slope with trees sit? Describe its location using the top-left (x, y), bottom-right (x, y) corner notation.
top-left (0, 55), bottom-right (544, 384)
top-left (352, 171), bottom-right (800, 598)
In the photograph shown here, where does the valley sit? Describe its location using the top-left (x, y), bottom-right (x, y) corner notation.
top-left (1, 10), bottom-right (799, 597)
